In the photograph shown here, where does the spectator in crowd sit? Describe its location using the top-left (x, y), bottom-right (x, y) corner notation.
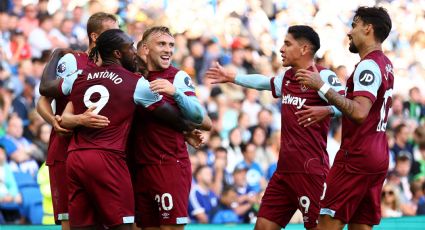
top-left (248, 108), bottom-right (273, 139)
top-left (0, 143), bottom-right (22, 206)
top-left (211, 186), bottom-right (241, 224)
top-left (388, 94), bottom-right (407, 129)
top-left (5, 115), bottom-right (41, 177)
top-left (211, 147), bottom-right (231, 196)
top-left (237, 112), bottom-right (252, 143)
top-left (189, 165), bottom-right (219, 223)
top-left (9, 29), bottom-right (31, 65)
top-left (224, 127), bottom-right (243, 174)
top-left (31, 123), bottom-right (51, 163)
top-left (392, 123), bottom-right (415, 161)
top-left (236, 142), bottom-right (265, 194)
top-left (242, 88), bottom-right (261, 126)
top-left (17, 4), bottom-right (38, 37)
top-left (395, 153), bottom-right (413, 198)
top-left (405, 181), bottom-right (424, 216)
top-left (381, 183), bottom-right (402, 218)
top-left (250, 126), bottom-right (273, 172)
top-left (403, 87), bottom-right (425, 125)
top-left (28, 15), bottom-right (55, 58)
top-left (265, 130), bottom-right (280, 180)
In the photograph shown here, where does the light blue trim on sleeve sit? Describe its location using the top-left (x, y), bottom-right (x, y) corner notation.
top-left (272, 74), bottom-right (284, 97)
top-left (134, 77), bottom-right (163, 108)
top-left (318, 69), bottom-right (345, 102)
top-left (173, 88), bottom-right (205, 124)
top-left (56, 53), bottom-right (77, 79)
top-left (174, 70), bottom-right (196, 94)
top-left (61, 70), bottom-right (80, 96)
top-left (235, 74), bottom-right (272, 91)
top-left (353, 59), bottom-right (382, 98)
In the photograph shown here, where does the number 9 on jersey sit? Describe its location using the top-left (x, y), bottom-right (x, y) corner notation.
top-left (84, 85), bottom-right (110, 114)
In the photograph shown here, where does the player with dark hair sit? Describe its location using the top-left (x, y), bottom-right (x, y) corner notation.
top-left (206, 25), bottom-right (345, 229)
top-left (36, 12), bottom-right (119, 230)
top-left (296, 6), bottom-right (393, 230)
top-left (55, 28), bottom-right (198, 229)
top-left (132, 26), bottom-right (211, 230)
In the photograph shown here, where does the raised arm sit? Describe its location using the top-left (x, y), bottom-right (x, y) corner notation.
top-left (39, 49), bottom-right (65, 97)
top-left (39, 49), bottom-right (74, 97)
top-left (206, 62), bottom-right (272, 90)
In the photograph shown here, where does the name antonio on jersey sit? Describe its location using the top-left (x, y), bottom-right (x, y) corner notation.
top-left (282, 93), bottom-right (306, 109)
top-left (87, 70), bottom-right (123, 85)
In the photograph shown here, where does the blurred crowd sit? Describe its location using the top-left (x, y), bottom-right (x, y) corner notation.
top-left (0, 0), bottom-right (425, 225)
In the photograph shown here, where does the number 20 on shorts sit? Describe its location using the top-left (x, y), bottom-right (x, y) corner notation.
top-left (155, 193), bottom-right (174, 211)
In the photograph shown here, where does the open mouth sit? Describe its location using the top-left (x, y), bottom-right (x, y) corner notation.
top-left (160, 55), bottom-right (170, 62)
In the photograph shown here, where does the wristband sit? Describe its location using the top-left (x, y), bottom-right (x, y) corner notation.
top-left (319, 83), bottom-right (331, 95)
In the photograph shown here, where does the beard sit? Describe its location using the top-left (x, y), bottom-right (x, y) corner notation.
top-left (122, 58), bottom-right (137, 73)
top-left (349, 41), bottom-right (359, 53)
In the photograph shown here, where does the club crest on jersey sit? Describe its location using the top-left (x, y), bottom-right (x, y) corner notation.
top-left (57, 62), bottom-right (66, 74)
top-left (300, 84), bottom-right (309, 92)
top-left (184, 76), bottom-right (194, 89)
top-left (359, 70), bottom-right (374, 86)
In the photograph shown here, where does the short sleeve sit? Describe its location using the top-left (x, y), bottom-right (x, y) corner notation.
top-left (58, 53), bottom-right (80, 96)
top-left (318, 69), bottom-right (345, 101)
top-left (61, 70), bottom-right (79, 96)
top-left (271, 71), bottom-right (285, 98)
top-left (353, 59), bottom-right (382, 103)
top-left (134, 77), bottom-right (164, 110)
top-left (173, 70), bottom-right (196, 96)
top-left (56, 53), bottom-right (78, 79)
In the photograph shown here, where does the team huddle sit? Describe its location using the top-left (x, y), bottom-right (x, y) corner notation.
top-left (37, 6), bottom-right (394, 230)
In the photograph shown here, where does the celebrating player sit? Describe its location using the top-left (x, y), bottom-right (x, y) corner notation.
top-left (36, 12), bottom-right (119, 230)
top-left (131, 26), bottom-right (211, 230)
top-left (206, 25), bottom-right (344, 229)
top-left (295, 6), bottom-right (393, 230)
top-left (57, 29), bottom-right (199, 229)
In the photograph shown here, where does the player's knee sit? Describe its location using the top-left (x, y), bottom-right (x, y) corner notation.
top-left (317, 215), bottom-right (344, 230)
top-left (254, 217), bottom-right (280, 230)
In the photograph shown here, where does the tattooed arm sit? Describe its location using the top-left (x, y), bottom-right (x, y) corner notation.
top-left (321, 89), bottom-right (372, 124)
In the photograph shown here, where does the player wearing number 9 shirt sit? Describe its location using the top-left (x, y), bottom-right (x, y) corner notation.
top-left (36, 12), bottom-right (119, 227)
top-left (206, 25), bottom-right (345, 230)
top-left (295, 6), bottom-right (393, 229)
top-left (56, 29), bottom-right (195, 229)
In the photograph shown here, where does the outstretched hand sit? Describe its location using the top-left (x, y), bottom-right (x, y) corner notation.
top-left (205, 62), bottom-right (236, 84)
top-left (295, 105), bottom-right (332, 127)
top-left (295, 63), bottom-right (323, 91)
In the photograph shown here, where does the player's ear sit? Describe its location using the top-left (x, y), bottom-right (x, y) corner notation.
top-left (90, 32), bottom-right (98, 43)
top-left (112, 50), bottom-right (122, 59)
top-left (364, 23), bottom-right (373, 36)
top-left (301, 44), bottom-right (309, 56)
top-left (142, 43), bottom-right (149, 55)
